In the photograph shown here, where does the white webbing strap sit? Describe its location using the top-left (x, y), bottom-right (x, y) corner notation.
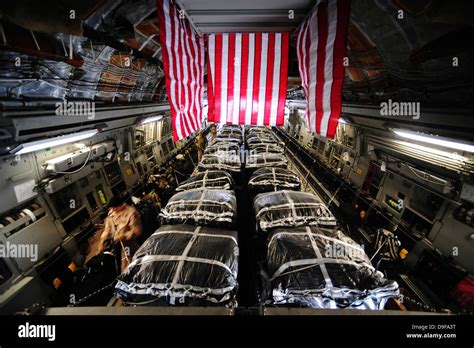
top-left (172, 226), bottom-right (201, 286)
top-left (195, 189), bottom-right (206, 213)
top-left (162, 210), bottom-right (234, 223)
top-left (255, 201), bottom-right (325, 212)
top-left (180, 176), bottom-right (230, 190)
top-left (283, 190), bottom-right (298, 219)
top-left (269, 231), bottom-right (365, 256)
top-left (271, 257), bottom-right (374, 281)
top-left (272, 167), bottom-right (278, 191)
top-left (131, 254), bottom-right (234, 276)
top-left (202, 154), bottom-right (239, 171)
top-left (116, 280), bottom-right (237, 300)
top-left (255, 189), bottom-right (315, 203)
top-left (166, 197), bottom-right (234, 210)
top-left (202, 170), bottom-right (209, 188)
top-left (249, 171), bottom-right (300, 187)
top-left (151, 229), bottom-right (238, 245)
top-left (305, 226), bottom-right (333, 289)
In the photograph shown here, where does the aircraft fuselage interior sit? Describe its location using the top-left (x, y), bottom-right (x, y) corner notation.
top-left (0, 0), bottom-right (473, 323)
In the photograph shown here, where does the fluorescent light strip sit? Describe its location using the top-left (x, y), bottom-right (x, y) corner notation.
top-left (394, 130), bottom-right (474, 153)
top-left (395, 139), bottom-right (468, 161)
top-left (141, 115), bottom-right (163, 125)
top-left (12, 130), bottom-right (98, 155)
top-left (44, 147), bottom-right (91, 165)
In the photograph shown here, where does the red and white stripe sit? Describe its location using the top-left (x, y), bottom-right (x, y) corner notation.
top-left (157, 0), bottom-right (205, 141)
top-left (207, 33), bottom-right (289, 126)
top-left (296, 0), bottom-right (350, 138)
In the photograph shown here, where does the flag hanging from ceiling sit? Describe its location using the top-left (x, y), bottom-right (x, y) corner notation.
top-left (207, 33), bottom-right (289, 126)
top-left (296, 0), bottom-right (351, 138)
top-left (156, 0), bottom-right (205, 141)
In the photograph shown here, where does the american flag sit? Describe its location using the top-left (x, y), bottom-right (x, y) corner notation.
top-left (156, 0), bottom-right (205, 141)
top-left (296, 0), bottom-right (351, 138)
top-left (207, 33), bottom-right (289, 126)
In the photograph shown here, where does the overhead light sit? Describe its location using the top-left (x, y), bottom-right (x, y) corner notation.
top-left (338, 118), bottom-right (348, 124)
top-left (393, 129), bottom-right (474, 153)
top-left (11, 129), bottom-right (98, 155)
top-left (140, 115), bottom-right (163, 125)
top-left (395, 139), bottom-right (468, 160)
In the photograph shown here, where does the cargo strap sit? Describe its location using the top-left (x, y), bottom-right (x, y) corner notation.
top-left (151, 229), bottom-right (238, 245)
top-left (305, 226), bottom-right (334, 289)
top-left (172, 226), bottom-right (201, 286)
top-left (130, 254), bottom-right (234, 277)
top-left (271, 257), bottom-right (374, 281)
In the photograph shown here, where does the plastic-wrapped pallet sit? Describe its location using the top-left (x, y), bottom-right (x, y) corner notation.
top-left (220, 126), bottom-right (242, 136)
top-left (208, 138), bottom-right (240, 148)
top-left (247, 127), bottom-right (273, 138)
top-left (160, 189), bottom-right (237, 228)
top-left (176, 170), bottom-right (234, 192)
top-left (248, 143), bottom-right (284, 155)
top-left (247, 135), bottom-right (278, 146)
top-left (254, 190), bottom-right (337, 231)
top-left (215, 133), bottom-right (242, 144)
top-left (221, 124), bottom-right (242, 132)
top-left (247, 130), bottom-right (276, 139)
top-left (198, 153), bottom-right (241, 173)
top-left (246, 153), bottom-right (288, 170)
top-left (205, 142), bottom-right (240, 155)
top-left (116, 224), bottom-right (239, 306)
top-left (264, 226), bottom-right (399, 309)
top-left (249, 167), bottom-right (301, 194)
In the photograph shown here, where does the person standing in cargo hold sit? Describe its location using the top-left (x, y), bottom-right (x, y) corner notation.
top-left (209, 123), bottom-right (217, 141)
top-left (99, 196), bottom-right (142, 271)
top-left (155, 175), bottom-right (175, 208)
top-left (196, 130), bottom-right (207, 161)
